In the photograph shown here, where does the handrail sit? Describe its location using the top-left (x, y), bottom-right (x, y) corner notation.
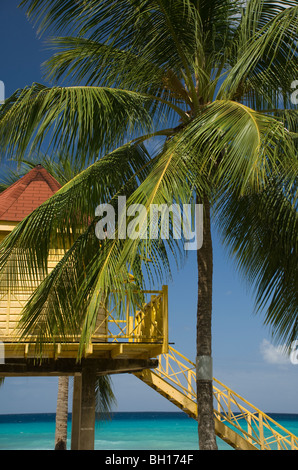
top-left (92, 289), bottom-right (166, 344)
top-left (153, 346), bottom-right (298, 450)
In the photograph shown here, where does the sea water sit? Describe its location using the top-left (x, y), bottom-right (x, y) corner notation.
top-left (0, 412), bottom-right (297, 451)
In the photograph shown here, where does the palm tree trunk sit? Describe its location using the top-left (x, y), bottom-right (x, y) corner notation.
top-left (55, 376), bottom-right (69, 450)
top-left (196, 196), bottom-right (218, 450)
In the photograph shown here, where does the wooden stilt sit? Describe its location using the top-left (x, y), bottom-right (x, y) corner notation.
top-left (79, 366), bottom-right (96, 450)
top-left (71, 373), bottom-right (82, 450)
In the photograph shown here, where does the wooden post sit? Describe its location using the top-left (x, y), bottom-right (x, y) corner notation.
top-left (162, 285), bottom-right (168, 354)
top-left (71, 373), bottom-right (82, 450)
top-left (79, 365), bottom-right (96, 450)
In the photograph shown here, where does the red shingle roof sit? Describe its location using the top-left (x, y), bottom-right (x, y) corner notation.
top-left (0, 165), bottom-right (61, 222)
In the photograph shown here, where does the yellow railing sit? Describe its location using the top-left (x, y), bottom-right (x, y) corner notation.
top-left (153, 346), bottom-right (298, 450)
top-left (213, 380), bottom-right (298, 450)
top-left (0, 286), bottom-right (169, 353)
top-left (92, 287), bottom-right (168, 351)
top-left (155, 347), bottom-right (197, 400)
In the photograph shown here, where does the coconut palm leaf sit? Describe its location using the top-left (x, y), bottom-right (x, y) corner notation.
top-left (0, 83), bottom-right (165, 163)
top-left (219, 1), bottom-right (298, 104)
top-left (21, 0), bottom-right (298, 109)
top-left (215, 176), bottom-right (298, 347)
top-left (42, 36), bottom-right (192, 122)
top-left (20, 1), bottom-right (231, 109)
top-left (95, 375), bottom-right (116, 421)
top-left (16, 212), bottom-right (157, 356)
top-left (168, 100), bottom-right (297, 197)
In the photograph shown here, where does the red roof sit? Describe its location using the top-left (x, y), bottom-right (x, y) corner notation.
top-left (0, 165), bottom-right (61, 222)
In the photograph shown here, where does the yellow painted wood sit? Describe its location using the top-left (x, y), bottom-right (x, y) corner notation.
top-left (0, 220), bottom-right (169, 361)
top-left (111, 344), bottom-right (124, 359)
top-left (1, 341), bottom-right (164, 361)
top-left (134, 346), bottom-right (298, 451)
top-left (162, 285), bottom-right (168, 354)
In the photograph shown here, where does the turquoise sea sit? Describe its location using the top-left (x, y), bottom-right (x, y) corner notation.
top-left (0, 412), bottom-right (297, 451)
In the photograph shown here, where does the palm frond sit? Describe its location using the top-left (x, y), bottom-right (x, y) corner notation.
top-left (43, 36), bottom-right (164, 89)
top-left (219, 1), bottom-right (298, 105)
top-left (215, 177), bottom-right (298, 347)
top-left (21, 1), bottom-right (203, 108)
top-left (21, 1), bottom-right (196, 62)
top-left (172, 99), bottom-right (297, 196)
top-left (0, 83), bottom-right (156, 163)
top-left (43, 36), bottom-right (192, 119)
top-left (95, 375), bottom-right (116, 421)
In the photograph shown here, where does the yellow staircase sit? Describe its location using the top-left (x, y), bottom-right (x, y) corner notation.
top-left (134, 347), bottom-right (298, 450)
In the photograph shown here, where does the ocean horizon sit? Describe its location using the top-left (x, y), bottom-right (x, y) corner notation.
top-left (0, 411), bottom-right (297, 451)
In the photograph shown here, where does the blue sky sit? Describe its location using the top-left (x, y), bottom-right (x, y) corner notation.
top-left (0, 0), bottom-right (297, 416)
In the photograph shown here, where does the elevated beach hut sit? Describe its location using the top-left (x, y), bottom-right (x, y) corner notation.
top-left (0, 165), bottom-right (169, 449)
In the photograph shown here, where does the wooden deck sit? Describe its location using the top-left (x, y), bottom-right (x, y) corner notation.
top-left (0, 286), bottom-right (168, 374)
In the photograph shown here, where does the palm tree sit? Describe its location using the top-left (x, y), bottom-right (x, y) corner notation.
top-left (54, 376), bottom-right (69, 450)
top-left (0, 0), bottom-right (297, 449)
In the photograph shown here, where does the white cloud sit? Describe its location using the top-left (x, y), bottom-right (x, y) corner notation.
top-left (260, 339), bottom-right (290, 366)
